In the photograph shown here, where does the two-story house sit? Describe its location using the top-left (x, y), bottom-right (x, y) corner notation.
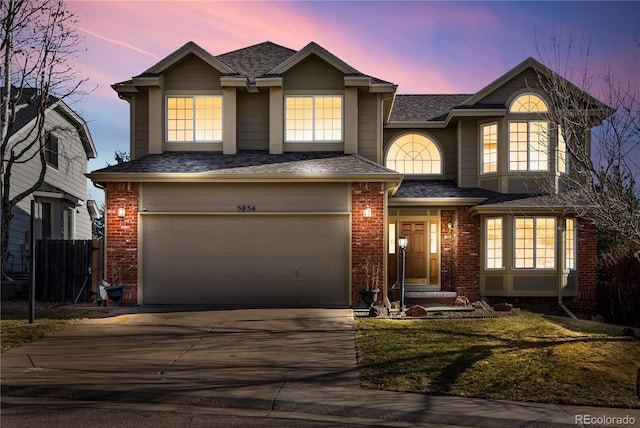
top-left (3, 88), bottom-right (98, 276)
top-left (89, 41), bottom-right (599, 315)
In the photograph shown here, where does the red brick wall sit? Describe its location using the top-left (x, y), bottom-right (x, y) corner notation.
top-left (351, 182), bottom-right (386, 305)
top-left (451, 207), bottom-right (481, 301)
top-left (105, 182), bottom-right (138, 304)
top-left (566, 219), bottom-right (597, 315)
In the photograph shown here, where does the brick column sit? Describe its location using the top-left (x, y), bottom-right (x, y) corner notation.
top-left (351, 182), bottom-right (386, 305)
top-left (452, 207), bottom-right (481, 301)
top-left (105, 182), bottom-right (139, 304)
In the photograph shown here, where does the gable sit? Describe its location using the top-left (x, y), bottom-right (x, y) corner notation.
top-left (283, 54), bottom-right (344, 91)
top-left (163, 53), bottom-right (222, 91)
top-left (470, 68), bottom-right (541, 106)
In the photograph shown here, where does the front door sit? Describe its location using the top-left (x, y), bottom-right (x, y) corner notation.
top-left (401, 221), bottom-right (427, 283)
top-left (388, 218), bottom-right (440, 287)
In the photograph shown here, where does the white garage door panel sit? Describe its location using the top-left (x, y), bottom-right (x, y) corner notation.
top-left (142, 215), bottom-right (349, 306)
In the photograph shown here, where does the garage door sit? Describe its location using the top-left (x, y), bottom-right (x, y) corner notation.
top-left (142, 214), bottom-right (349, 306)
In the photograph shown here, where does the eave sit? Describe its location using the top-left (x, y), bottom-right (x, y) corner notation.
top-left (390, 197), bottom-right (488, 207)
top-left (386, 108), bottom-right (507, 129)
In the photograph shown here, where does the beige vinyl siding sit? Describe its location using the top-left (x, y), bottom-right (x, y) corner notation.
top-left (163, 54), bottom-right (222, 91)
top-left (357, 92), bottom-right (379, 162)
top-left (283, 55), bottom-right (344, 91)
top-left (141, 182), bottom-right (349, 213)
top-left (458, 120), bottom-right (478, 187)
top-left (476, 69), bottom-right (541, 105)
top-left (133, 89), bottom-right (149, 159)
top-left (237, 91), bottom-right (269, 150)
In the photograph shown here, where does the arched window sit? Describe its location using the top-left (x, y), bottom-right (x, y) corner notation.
top-left (509, 93), bottom-right (549, 113)
top-left (386, 133), bottom-right (442, 175)
top-left (508, 93), bottom-right (550, 171)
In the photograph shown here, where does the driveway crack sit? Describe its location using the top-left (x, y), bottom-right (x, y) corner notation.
top-left (158, 311), bottom-right (233, 375)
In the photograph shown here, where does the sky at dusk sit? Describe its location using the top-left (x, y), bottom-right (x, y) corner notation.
top-left (62, 1), bottom-right (640, 204)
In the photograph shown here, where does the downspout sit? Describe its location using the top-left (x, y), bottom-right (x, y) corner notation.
top-left (557, 220), bottom-right (578, 319)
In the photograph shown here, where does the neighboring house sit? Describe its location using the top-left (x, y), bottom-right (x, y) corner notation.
top-left (3, 88), bottom-right (99, 275)
top-left (89, 41), bottom-right (602, 314)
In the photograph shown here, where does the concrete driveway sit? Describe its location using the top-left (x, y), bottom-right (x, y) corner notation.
top-left (2, 308), bottom-right (359, 409)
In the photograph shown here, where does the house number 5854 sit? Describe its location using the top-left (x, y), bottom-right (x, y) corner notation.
top-left (237, 205), bottom-right (256, 212)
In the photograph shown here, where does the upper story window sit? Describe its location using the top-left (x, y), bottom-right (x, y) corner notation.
top-left (508, 93), bottom-right (550, 172)
top-left (481, 123), bottom-right (498, 174)
top-left (166, 96), bottom-right (222, 142)
top-left (386, 133), bottom-right (443, 175)
top-left (285, 96), bottom-right (343, 142)
top-left (565, 217), bottom-right (576, 270)
top-left (509, 93), bottom-right (549, 113)
top-left (557, 126), bottom-right (567, 174)
top-left (44, 135), bottom-right (58, 169)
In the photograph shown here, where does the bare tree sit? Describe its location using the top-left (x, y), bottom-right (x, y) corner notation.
top-left (534, 36), bottom-right (640, 260)
top-left (1, 0), bottom-right (86, 275)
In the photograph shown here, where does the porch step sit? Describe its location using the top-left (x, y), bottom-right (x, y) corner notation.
top-left (405, 291), bottom-right (457, 306)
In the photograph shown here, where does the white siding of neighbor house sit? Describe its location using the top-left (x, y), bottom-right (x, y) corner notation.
top-left (6, 106), bottom-right (93, 272)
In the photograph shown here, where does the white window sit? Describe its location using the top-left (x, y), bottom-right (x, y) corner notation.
top-left (481, 123), bottom-right (498, 174)
top-left (508, 93), bottom-right (550, 172)
top-left (166, 96), bottom-right (222, 142)
top-left (44, 135), bottom-right (59, 169)
top-left (485, 218), bottom-right (503, 269)
top-left (514, 217), bottom-right (556, 269)
top-left (285, 96), bottom-right (343, 142)
top-left (509, 121), bottom-right (549, 171)
top-left (388, 222), bottom-right (396, 255)
top-left (565, 218), bottom-right (576, 270)
top-left (557, 126), bottom-right (567, 174)
top-left (386, 133), bottom-right (443, 175)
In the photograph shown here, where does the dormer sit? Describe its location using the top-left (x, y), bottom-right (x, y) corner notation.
top-left (113, 41), bottom-right (396, 160)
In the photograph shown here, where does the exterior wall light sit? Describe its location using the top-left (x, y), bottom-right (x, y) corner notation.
top-left (398, 236), bottom-right (408, 250)
top-left (117, 207), bottom-right (126, 219)
top-left (363, 205), bottom-right (372, 219)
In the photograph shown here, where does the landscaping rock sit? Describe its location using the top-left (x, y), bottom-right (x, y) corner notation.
top-left (454, 296), bottom-right (470, 306)
top-left (404, 305), bottom-right (429, 317)
top-left (472, 300), bottom-right (491, 310)
top-left (494, 302), bottom-right (513, 312)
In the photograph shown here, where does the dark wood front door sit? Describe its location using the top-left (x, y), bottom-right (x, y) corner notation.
top-left (400, 221), bottom-right (427, 283)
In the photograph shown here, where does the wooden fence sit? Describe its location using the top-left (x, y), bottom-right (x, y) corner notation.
top-left (35, 239), bottom-right (102, 302)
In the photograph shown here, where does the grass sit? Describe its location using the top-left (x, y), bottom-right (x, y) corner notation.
top-left (355, 311), bottom-right (640, 408)
top-left (1, 303), bottom-right (110, 352)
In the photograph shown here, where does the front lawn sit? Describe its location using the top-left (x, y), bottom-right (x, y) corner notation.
top-left (1, 302), bottom-right (110, 352)
top-left (355, 312), bottom-right (640, 408)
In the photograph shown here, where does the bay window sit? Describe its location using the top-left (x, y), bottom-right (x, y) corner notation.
top-left (514, 217), bottom-right (556, 269)
top-left (481, 123), bottom-right (498, 174)
top-left (485, 217), bottom-right (503, 269)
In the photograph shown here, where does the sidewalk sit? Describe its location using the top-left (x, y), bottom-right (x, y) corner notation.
top-left (2, 307), bottom-right (638, 427)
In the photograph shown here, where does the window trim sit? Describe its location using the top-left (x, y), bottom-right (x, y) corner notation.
top-left (284, 95), bottom-right (344, 143)
top-left (165, 95), bottom-right (223, 143)
top-left (514, 216), bottom-right (556, 270)
top-left (480, 122), bottom-right (498, 175)
top-left (485, 217), bottom-right (504, 270)
top-left (508, 120), bottom-right (550, 172)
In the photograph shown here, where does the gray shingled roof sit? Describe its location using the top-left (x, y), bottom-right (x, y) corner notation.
top-left (390, 94), bottom-right (472, 122)
top-left (392, 180), bottom-right (500, 199)
top-left (3, 87), bottom-right (58, 137)
top-left (91, 151), bottom-right (399, 176)
top-left (216, 42), bottom-right (297, 81)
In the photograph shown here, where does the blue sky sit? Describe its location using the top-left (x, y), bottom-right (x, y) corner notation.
top-left (64, 1), bottom-right (639, 204)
